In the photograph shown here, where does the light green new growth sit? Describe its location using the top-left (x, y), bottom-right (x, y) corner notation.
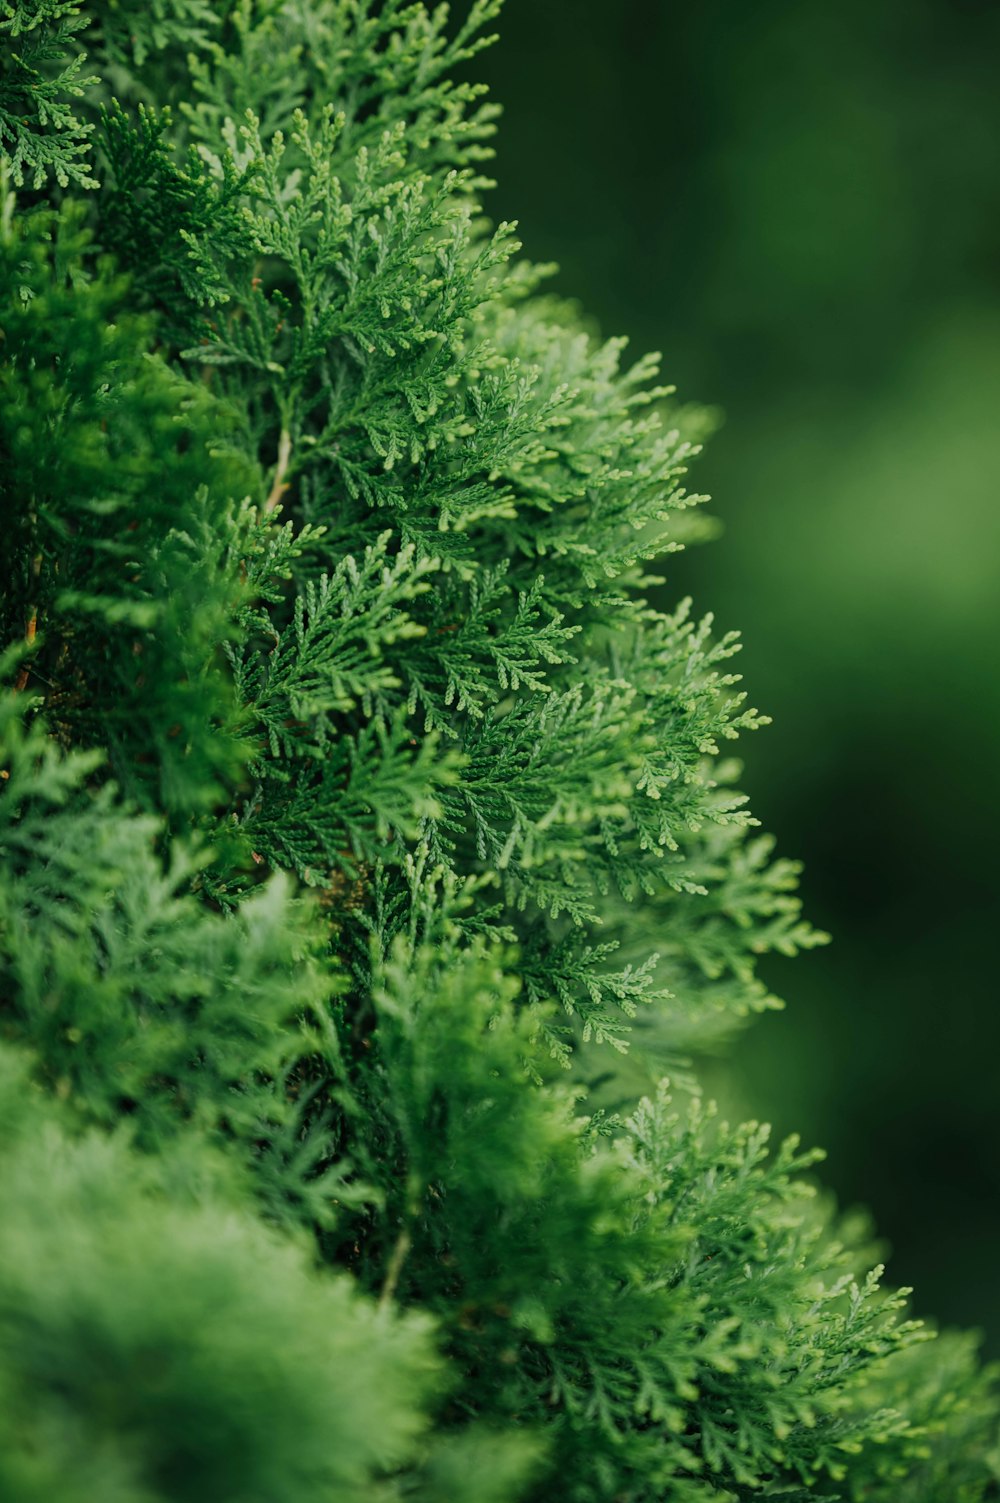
top-left (1, 4), bottom-right (997, 1501)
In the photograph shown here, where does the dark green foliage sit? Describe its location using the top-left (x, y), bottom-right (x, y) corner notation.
top-left (0, 196), bottom-right (258, 814)
top-left (0, 684), bottom-right (358, 1229)
top-left (1, 3), bottom-right (997, 1500)
top-left (344, 900), bottom-right (927, 1500)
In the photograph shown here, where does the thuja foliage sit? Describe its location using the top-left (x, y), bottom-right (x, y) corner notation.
top-left (1, 4), bottom-right (998, 1499)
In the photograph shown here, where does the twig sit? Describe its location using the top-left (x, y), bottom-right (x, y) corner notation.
top-left (14, 552), bottom-right (41, 692)
top-left (378, 1224), bottom-right (413, 1311)
top-left (265, 427), bottom-right (292, 512)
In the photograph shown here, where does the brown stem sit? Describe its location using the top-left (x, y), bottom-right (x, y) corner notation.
top-left (13, 610), bottom-right (37, 692)
top-left (265, 428), bottom-right (292, 512)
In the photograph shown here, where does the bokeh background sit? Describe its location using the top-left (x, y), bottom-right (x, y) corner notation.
top-left (476, 0), bottom-right (1000, 1349)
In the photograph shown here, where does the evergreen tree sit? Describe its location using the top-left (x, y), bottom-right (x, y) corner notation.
top-left (1, 3), bottom-right (997, 1499)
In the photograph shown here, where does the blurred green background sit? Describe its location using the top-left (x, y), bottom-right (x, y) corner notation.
top-left (476, 0), bottom-right (1000, 1349)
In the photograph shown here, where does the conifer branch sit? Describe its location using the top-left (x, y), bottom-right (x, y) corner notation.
top-left (0, 5), bottom-right (995, 1500)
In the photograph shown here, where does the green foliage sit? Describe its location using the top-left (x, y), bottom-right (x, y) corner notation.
top-left (94, 0), bottom-right (220, 69)
top-left (0, 1048), bottom-right (439, 1503)
top-left (0, 2), bottom-right (98, 189)
top-left (344, 904), bottom-right (922, 1501)
top-left (1, 2), bottom-right (997, 1500)
top-left (0, 192), bottom-right (258, 815)
top-left (0, 684), bottom-right (352, 1229)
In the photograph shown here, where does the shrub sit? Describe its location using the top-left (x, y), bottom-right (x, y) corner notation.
top-left (2, 3), bottom-right (997, 1498)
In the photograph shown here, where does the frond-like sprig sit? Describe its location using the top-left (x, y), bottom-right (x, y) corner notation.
top-left (0, 2), bottom-right (98, 188)
top-left (3, 6), bottom-right (995, 1498)
top-left (234, 532), bottom-right (437, 754)
top-left (0, 195), bottom-right (260, 814)
top-left (0, 692), bottom-right (343, 1221)
top-left (183, 0), bottom-right (503, 181)
top-left (238, 707), bottom-right (458, 885)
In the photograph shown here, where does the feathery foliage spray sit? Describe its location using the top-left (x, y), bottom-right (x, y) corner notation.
top-left (1, 3), bottom-right (997, 1498)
